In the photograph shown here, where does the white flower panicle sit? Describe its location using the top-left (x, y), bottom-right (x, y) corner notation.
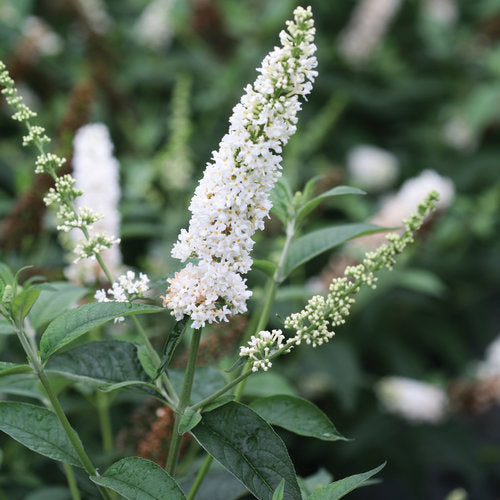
top-left (376, 376), bottom-right (448, 424)
top-left (95, 271), bottom-right (150, 323)
top-left (284, 192), bottom-right (439, 348)
top-left (239, 329), bottom-right (286, 372)
top-left (164, 6), bottom-right (318, 329)
top-left (64, 124), bottom-right (122, 283)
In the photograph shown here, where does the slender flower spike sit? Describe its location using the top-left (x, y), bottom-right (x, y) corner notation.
top-left (285, 192), bottom-right (440, 347)
top-left (164, 6), bottom-right (318, 328)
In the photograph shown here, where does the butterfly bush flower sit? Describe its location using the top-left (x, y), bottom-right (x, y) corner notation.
top-left (95, 271), bottom-right (150, 323)
top-left (376, 376), bottom-right (448, 424)
top-left (163, 6), bottom-right (318, 328)
top-left (239, 329), bottom-right (285, 372)
top-left (64, 124), bottom-right (122, 283)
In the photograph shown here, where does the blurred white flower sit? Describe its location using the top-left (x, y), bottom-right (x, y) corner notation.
top-left (338, 0), bottom-right (403, 65)
top-left (22, 16), bottom-right (63, 56)
top-left (477, 335), bottom-right (500, 378)
top-left (65, 123), bottom-right (122, 283)
top-left (347, 144), bottom-right (399, 192)
top-left (372, 169), bottom-right (455, 229)
top-left (134, 0), bottom-right (175, 50)
top-left (75, 0), bottom-right (111, 35)
top-left (376, 376), bottom-right (448, 423)
top-left (442, 116), bottom-right (476, 152)
top-left (422, 0), bottom-right (458, 25)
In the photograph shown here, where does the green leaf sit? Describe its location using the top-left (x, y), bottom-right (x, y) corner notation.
top-left (0, 373), bottom-right (41, 399)
top-left (201, 395), bottom-right (234, 413)
top-left (270, 179), bottom-right (293, 225)
top-left (296, 186), bottom-right (365, 224)
top-left (155, 317), bottom-right (189, 380)
top-left (306, 463), bottom-right (386, 500)
top-left (0, 401), bottom-right (82, 467)
top-left (192, 401), bottom-right (301, 500)
top-left (98, 380), bottom-right (161, 395)
top-left (137, 344), bottom-right (157, 379)
top-left (244, 372), bottom-right (297, 398)
top-left (170, 366), bottom-right (227, 404)
top-left (182, 468), bottom-right (247, 500)
top-left (250, 395), bottom-right (348, 441)
top-left (28, 282), bottom-right (88, 331)
top-left (46, 340), bottom-right (153, 389)
top-left (253, 260), bottom-right (277, 279)
top-left (178, 408), bottom-right (202, 435)
top-left (90, 457), bottom-right (185, 500)
top-left (0, 361), bottom-right (32, 377)
top-left (40, 302), bottom-right (164, 362)
top-left (0, 317), bottom-right (16, 335)
top-left (283, 223), bottom-right (383, 279)
top-left (11, 288), bottom-right (40, 326)
top-left (298, 469), bottom-right (333, 498)
top-left (272, 479), bottom-right (285, 500)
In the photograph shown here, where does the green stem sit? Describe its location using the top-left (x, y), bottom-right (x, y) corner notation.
top-left (191, 368), bottom-right (253, 412)
top-left (96, 391), bottom-right (113, 453)
top-left (165, 328), bottom-right (202, 475)
top-left (37, 370), bottom-right (112, 500)
top-left (12, 324), bottom-right (111, 500)
top-left (187, 455), bottom-right (213, 500)
top-left (131, 315), bottom-right (178, 404)
top-left (63, 463), bottom-right (81, 500)
top-left (187, 219), bottom-right (298, 494)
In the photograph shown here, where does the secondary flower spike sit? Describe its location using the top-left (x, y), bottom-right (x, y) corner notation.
top-left (163, 6), bottom-right (318, 328)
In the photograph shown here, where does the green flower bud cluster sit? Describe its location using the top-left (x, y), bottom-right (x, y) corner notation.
top-left (284, 191), bottom-right (440, 346)
top-left (0, 61), bottom-right (65, 175)
top-left (0, 60), bottom-right (117, 265)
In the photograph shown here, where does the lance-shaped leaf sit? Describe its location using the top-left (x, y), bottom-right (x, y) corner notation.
top-left (192, 401), bottom-right (301, 500)
top-left (307, 463), bottom-right (386, 500)
top-left (250, 395), bottom-right (348, 441)
top-left (28, 282), bottom-right (88, 331)
top-left (0, 361), bottom-right (32, 377)
top-left (11, 288), bottom-right (40, 326)
top-left (270, 180), bottom-right (293, 225)
top-left (0, 401), bottom-right (82, 467)
top-left (155, 317), bottom-right (189, 380)
top-left (296, 186), bottom-right (365, 224)
top-left (90, 457), bottom-right (185, 500)
top-left (283, 223), bottom-right (384, 279)
top-left (46, 341), bottom-right (153, 392)
top-left (39, 302), bottom-right (163, 362)
top-left (178, 408), bottom-right (202, 435)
